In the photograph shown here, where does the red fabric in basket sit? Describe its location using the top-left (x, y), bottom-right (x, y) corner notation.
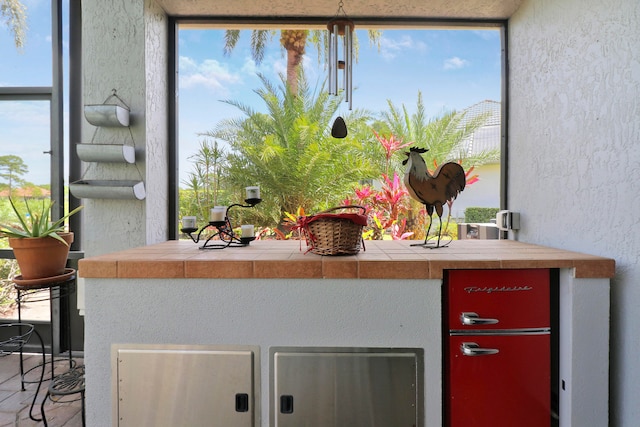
top-left (298, 212), bottom-right (368, 228)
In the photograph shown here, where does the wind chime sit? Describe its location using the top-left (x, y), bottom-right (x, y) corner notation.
top-left (327, 0), bottom-right (354, 138)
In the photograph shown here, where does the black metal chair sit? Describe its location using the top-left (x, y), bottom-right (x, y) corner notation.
top-left (40, 363), bottom-right (86, 426)
top-left (0, 322), bottom-right (46, 422)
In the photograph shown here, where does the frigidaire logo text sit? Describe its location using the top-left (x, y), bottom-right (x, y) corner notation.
top-left (464, 285), bottom-right (534, 294)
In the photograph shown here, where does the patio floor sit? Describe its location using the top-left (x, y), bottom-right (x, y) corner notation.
top-left (0, 353), bottom-right (84, 427)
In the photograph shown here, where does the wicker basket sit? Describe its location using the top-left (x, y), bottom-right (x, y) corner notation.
top-left (298, 205), bottom-right (367, 256)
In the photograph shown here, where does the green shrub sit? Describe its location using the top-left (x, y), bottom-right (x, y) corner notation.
top-left (464, 207), bottom-right (499, 223)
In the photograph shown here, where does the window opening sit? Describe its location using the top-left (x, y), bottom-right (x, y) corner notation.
top-left (173, 23), bottom-right (503, 243)
top-left (0, 0), bottom-right (83, 355)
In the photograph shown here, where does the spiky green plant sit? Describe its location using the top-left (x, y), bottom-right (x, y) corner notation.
top-left (380, 92), bottom-right (501, 171)
top-left (0, 198), bottom-right (83, 245)
top-left (202, 72), bottom-right (378, 226)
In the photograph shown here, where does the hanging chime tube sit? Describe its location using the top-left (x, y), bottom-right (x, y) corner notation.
top-left (333, 23), bottom-right (339, 95)
top-left (342, 27), bottom-right (347, 92)
top-left (345, 24), bottom-right (352, 109)
top-left (328, 30), bottom-right (334, 95)
top-left (327, 14), bottom-right (354, 108)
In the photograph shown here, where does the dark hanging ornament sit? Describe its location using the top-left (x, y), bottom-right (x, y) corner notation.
top-left (331, 116), bottom-right (347, 138)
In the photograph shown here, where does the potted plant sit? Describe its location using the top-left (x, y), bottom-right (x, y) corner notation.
top-left (0, 198), bottom-right (83, 282)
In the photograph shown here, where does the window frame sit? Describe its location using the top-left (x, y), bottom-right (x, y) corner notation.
top-left (167, 17), bottom-right (509, 239)
top-left (0, 0), bottom-right (84, 353)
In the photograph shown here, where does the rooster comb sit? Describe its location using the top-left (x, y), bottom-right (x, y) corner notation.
top-left (409, 147), bottom-right (429, 154)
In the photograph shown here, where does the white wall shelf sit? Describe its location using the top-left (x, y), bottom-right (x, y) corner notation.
top-left (69, 180), bottom-right (146, 200)
top-left (75, 92), bottom-right (145, 200)
top-left (84, 104), bottom-right (130, 127)
top-left (76, 144), bottom-right (136, 164)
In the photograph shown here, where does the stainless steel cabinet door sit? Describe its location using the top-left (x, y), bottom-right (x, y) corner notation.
top-left (114, 345), bottom-right (258, 427)
top-left (271, 347), bottom-right (423, 427)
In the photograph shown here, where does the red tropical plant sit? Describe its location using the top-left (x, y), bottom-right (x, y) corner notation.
top-left (348, 130), bottom-right (481, 241)
top-left (373, 130), bottom-right (413, 175)
top-left (348, 172), bottom-right (412, 240)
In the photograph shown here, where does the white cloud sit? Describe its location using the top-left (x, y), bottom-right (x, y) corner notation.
top-left (178, 56), bottom-right (242, 94)
top-left (271, 56), bottom-right (287, 77)
top-left (378, 35), bottom-right (427, 61)
top-left (443, 56), bottom-right (470, 70)
top-left (240, 56), bottom-right (258, 75)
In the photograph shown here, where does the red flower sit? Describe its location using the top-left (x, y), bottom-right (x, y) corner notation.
top-left (373, 130), bottom-right (413, 161)
top-left (465, 166), bottom-right (479, 186)
top-left (354, 185), bottom-right (374, 201)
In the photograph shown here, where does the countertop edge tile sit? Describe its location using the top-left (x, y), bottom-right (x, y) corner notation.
top-left (185, 260), bottom-right (254, 278)
top-left (358, 260), bottom-right (429, 279)
top-left (77, 240), bottom-right (615, 280)
top-left (253, 260), bottom-right (323, 278)
top-left (117, 260), bottom-right (185, 278)
top-left (78, 259), bottom-right (117, 278)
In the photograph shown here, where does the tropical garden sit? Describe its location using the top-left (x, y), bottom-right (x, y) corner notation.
top-left (180, 73), bottom-right (497, 242)
top-left (178, 28), bottom-right (499, 242)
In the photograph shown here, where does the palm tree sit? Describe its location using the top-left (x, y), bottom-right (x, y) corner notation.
top-left (1, 0), bottom-right (27, 49)
top-left (224, 28), bottom-right (380, 95)
top-left (379, 91), bottom-right (500, 174)
top-left (202, 72), bottom-right (377, 226)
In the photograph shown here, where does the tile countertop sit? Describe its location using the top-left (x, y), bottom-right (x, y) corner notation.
top-left (77, 239), bottom-right (615, 280)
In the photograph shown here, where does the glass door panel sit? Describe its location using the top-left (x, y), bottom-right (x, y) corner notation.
top-left (0, 100), bottom-right (52, 321)
top-left (0, 0), bottom-right (53, 86)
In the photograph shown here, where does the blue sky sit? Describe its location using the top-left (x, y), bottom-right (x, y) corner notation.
top-left (0, 1), bottom-right (501, 186)
top-left (0, 0), bottom-right (57, 187)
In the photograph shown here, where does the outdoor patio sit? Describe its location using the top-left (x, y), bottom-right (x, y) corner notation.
top-left (0, 354), bottom-right (83, 427)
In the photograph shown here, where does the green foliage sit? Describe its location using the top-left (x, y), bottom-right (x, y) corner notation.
top-left (0, 154), bottom-right (28, 191)
top-left (202, 72), bottom-right (378, 226)
top-left (180, 76), bottom-right (501, 237)
top-left (464, 207), bottom-right (500, 223)
top-left (180, 139), bottom-right (232, 223)
top-left (360, 92), bottom-right (498, 240)
top-left (0, 259), bottom-right (18, 313)
top-left (378, 91), bottom-right (499, 172)
top-left (0, 198), bottom-right (83, 244)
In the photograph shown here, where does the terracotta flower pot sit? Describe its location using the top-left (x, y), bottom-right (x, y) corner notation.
top-left (9, 232), bottom-right (74, 280)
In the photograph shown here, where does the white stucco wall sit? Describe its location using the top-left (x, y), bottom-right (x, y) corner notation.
top-left (85, 277), bottom-right (443, 427)
top-left (450, 163), bottom-right (501, 220)
top-left (81, 0), bottom-right (168, 258)
top-left (509, 0), bottom-right (640, 425)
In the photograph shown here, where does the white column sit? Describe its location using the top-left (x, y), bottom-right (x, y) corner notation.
top-left (559, 268), bottom-right (610, 427)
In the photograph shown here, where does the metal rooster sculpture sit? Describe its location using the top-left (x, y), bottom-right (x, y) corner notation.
top-left (403, 147), bottom-right (466, 248)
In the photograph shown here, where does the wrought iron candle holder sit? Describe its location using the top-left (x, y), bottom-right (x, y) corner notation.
top-left (181, 198), bottom-right (261, 249)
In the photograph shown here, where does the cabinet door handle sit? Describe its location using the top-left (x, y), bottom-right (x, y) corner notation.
top-left (280, 395), bottom-right (294, 414)
top-left (460, 312), bottom-right (499, 325)
top-left (460, 342), bottom-right (499, 356)
top-left (235, 393), bottom-right (249, 412)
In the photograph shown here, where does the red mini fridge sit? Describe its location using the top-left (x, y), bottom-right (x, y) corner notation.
top-left (444, 269), bottom-right (551, 427)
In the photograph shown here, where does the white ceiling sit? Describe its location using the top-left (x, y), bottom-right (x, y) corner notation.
top-left (155, 0), bottom-right (524, 21)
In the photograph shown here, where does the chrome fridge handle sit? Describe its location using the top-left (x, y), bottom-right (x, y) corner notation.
top-left (460, 342), bottom-right (499, 356)
top-left (460, 312), bottom-right (499, 326)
